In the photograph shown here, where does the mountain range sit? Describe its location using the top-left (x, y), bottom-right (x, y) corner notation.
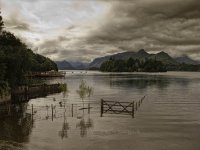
top-left (69, 61), bottom-right (89, 70)
top-left (55, 60), bottom-right (75, 70)
top-left (55, 49), bottom-right (200, 70)
top-left (175, 56), bottom-right (200, 65)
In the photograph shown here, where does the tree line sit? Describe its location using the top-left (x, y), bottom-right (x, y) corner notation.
top-left (100, 57), bottom-right (167, 72)
top-left (0, 10), bottom-right (57, 96)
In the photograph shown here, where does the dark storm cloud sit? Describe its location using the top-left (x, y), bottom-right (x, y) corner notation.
top-left (89, 0), bottom-right (200, 41)
top-left (86, 0), bottom-right (200, 59)
top-left (1, 0), bottom-right (200, 61)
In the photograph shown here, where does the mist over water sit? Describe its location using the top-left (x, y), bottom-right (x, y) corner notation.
top-left (0, 71), bottom-right (200, 150)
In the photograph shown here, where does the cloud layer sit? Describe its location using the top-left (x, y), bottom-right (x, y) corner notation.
top-left (1, 0), bottom-right (200, 61)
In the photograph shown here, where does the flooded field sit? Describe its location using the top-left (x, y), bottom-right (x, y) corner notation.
top-left (0, 71), bottom-right (200, 150)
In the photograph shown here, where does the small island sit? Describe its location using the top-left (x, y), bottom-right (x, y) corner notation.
top-left (100, 57), bottom-right (167, 72)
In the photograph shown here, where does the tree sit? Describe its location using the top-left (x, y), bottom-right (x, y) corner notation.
top-left (143, 59), bottom-right (167, 72)
top-left (0, 10), bottom-right (4, 31)
top-left (0, 51), bottom-right (6, 80)
top-left (100, 58), bottom-right (167, 72)
top-left (0, 9), bottom-right (58, 91)
top-left (77, 80), bottom-right (94, 116)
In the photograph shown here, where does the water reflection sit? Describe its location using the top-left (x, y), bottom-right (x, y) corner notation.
top-left (107, 74), bottom-right (194, 90)
top-left (0, 72), bottom-right (200, 149)
top-left (76, 117), bottom-right (93, 137)
top-left (0, 103), bottom-right (33, 143)
top-left (45, 105), bottom-right (50, 120)
top-left (57, 101), bottom-right (94, 138)
top-left (58, 103), bottom-right (70, 139)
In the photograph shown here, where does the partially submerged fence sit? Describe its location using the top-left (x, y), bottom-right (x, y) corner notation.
top-left (135, 96), bottom-right (145, 111)
top-left (100, 96), bottom-right (146, 118)
top-left (29, 102), bottom-right (96, 122)
top-left (0, 96), bottom-right (146, 121)
top-left (100, 100), bottom-right (135, 118)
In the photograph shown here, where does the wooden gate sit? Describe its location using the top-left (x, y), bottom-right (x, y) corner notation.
top-left (100, 99), bottom-right (135, 118)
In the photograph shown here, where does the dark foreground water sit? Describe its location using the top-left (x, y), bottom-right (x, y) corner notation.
top-left (0, 71), bottom-right (200, 150)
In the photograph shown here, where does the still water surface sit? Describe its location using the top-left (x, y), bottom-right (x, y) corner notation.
top-left (0, 71), bottom-right (200, 150)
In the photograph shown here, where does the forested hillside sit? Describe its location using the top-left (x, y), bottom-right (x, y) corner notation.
top-left (100, 58), bottom-right (167, 72)
top-left (0, 10), bottom-right (57, 95)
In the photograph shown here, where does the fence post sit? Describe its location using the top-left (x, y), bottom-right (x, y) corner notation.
top-left (136, 102), bottom-right (138, 111)
top-left (31, 104), bottom-right (34, 123)
top-left (51, 104), bottom-right (53, 121)
top-left (100, 99), bottom-right (103, 117)
top-left (143, 96), bottom-right (145, 101)
top-left (7, 104), bottom-right (11, 116)
top-left (132, 101), bottom-right (135, 118)
top-left (88, 103), bottom-right (90, 114)
top-left (72, 104), bottom-right (74, 117)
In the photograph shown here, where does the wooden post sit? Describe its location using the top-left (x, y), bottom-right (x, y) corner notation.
top-left (72, 104), bottom-right (74, 117)
top-left (51, 104), bottom-right (53, 121)
top-left (100, 99), bottom-right (103, 117)
top-left (54, 106), bottom-right (56, 118)
top-left (8, 104), bottom-right (11, 115)
top-left (142, 96), bottom-right (145, 102)
top-left (31, 104), bottom-right (34, 123)
top-left (132, 101), bottom-right (135, 118)
top-left (46, 105), bottom-right (49, 118)
top-left (88, 103), bottom-right (90, 114)
top-left (7, 103), bottom-right (11, 116)
top-left (136, 102), bottom-right (138, 111)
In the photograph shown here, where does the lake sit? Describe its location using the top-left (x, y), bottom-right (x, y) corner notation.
top-left (0, 71), bottom-right (200, 150)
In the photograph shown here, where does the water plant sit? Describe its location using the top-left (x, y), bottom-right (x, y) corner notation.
top-left (58, 83), bottom-right (69, 98)
top-left (76, 80), bottom-right (94, 114)
top-left (77, 80), bottom-right (88, 107)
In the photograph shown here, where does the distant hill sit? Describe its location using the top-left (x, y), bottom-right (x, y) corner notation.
top-left (148, 51), bottom-right (178, 65)
top-left (175, 56), bottom-right (200, 65)
top-left (55, 61), bottom-right (74, 70)
top-left (89, 49), bottom-right (149, 68)
top-left (55, 61), bottom-right (89, 70)
top-left (69, 61), bottom-right (89, 70)
top-left (55, 49), bottom-right (200, 71)
top-left (89, 49), bottom-right (179, 68)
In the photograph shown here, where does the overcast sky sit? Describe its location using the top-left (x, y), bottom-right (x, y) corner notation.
top-left (1, 0), bottom-right (200, 62)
